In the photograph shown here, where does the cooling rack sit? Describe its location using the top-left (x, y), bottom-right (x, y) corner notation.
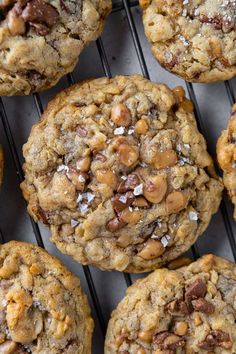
top-left (0, 1), bottom-right (235, 352)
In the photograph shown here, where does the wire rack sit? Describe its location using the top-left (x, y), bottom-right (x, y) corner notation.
top-left (0, 1), bottom-right (236, 352)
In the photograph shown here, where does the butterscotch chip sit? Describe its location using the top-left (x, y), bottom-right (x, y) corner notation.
top-left (105, 255), bottom-right (236, 353)
top-left (140, 0), bottom-right (236, 83)
top-left (21, 75), bottom-right (223, 272)
top-left (0, 0), bottom-right (111, 95)
top-left (0, 241), bottom-right (93, 353)
top-left (217, 105), bottom-right (236, 220)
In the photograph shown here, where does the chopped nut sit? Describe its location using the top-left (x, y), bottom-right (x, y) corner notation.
top-left (111, 103), bottom-right (131, 127)
top-left (174, 321), bottom-right (188, 336)
top-left (0, 341), bottom-right (17, 354)
top-left (135, 119), bottom-right (149, 134)
top-left (193, 313), bottom-right (202, 326)
top-left (120, 208), bottom-right (142, 224)
top-left (117, 144), bottom-right (139, 167)
top-left (117, 173), bottom-right (140, 193)
top-left (76, 157), bottom-right (91, 172)
top-left (138, 329), bottom-right (153, 343)
top-left (106, 217), bottom-right (126, 232)
top-left (165, 191), bottom-right (187, 213)
top-left (112, 192), bottom-right (135, 213)
top-left (95, 169), bottom-right (117, 189)
top-left (192, 298), bottom-right (215, 314)
top-left (166, 300), bottom-right (179, 313)
top-left (7, 11), bottom-right (26, 35)
top-left (117, 234), bottom-right (132, 247)
top-left (143, 175), bottom-right (167, 204)
top-left (132, 196), bottom-right (149, 208)
top-left (153, 150), bottom-right (177, 169)
top-left (138, 239), bottom-right (165, 260)
top-left (198, 330), bottom-right (232, 350)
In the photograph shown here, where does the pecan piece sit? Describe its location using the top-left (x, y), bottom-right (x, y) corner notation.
top-left (198, 330), bottom-right (232, 350)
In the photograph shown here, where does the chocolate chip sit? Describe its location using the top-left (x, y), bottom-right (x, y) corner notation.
top-left (192, 297), bottom-right (215, 314)
top-left (153, 332), bottom-right (185, 350)
top-left (198, 330), bottom-right (232, 350)
top-left (29, 21), bottom-right (49, 35)
top-left (106, 216), bottom-right (126, 232)
top-left (199, 14), bottom-right (223, 30)
top-left (112, 191), bottom-right (135, 213)
top-left (185, 278), bottom-right (206, 303)
top-left (179, 300), bottom-right (192, 314)
top-left (117, 173), bottom-right (140, 193)
top-left (77, 126), bottom-right (88, 137)
top-left (21, 0), bottom-right (59, 28)
top-left (166, 300), bottom-right (179, 313)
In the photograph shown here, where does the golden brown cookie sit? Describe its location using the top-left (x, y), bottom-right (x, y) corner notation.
top-left (0, 241), bottom-right (94, 353)
top-left (140, 0), bottom-right (236, 83)
top-left (21, 75), bottom-right (223, 272)
top-left (217, 103), bottom-right (236, 220)
top-left (105, 254), bottom-right (236, 353)
top-left (0, 0), bottom-right (111, 95)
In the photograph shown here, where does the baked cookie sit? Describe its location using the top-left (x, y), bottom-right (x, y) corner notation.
top-left (0, 0), bottom-right (111, 95)
top-left (217, 103), bottom-right (236, 220)
top-left (21, 75), bottom-right (223, 272)
top-left (0, 240), bottom-right (93, 353)
top-left (0, 146), bottom-right (3, 185)
top-left (140, 0), bottom-right (236, 83)
top-left (105, 254), bottom-right (236, 353)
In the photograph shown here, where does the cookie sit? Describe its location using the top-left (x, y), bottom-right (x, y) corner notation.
top-left (0, 0), bottom-right (111, 96)
top-left (21, 75), bottom-right (223, 272)
top-left (217, 103), bottom-right (236, 220)
top-left (140, 0), bottom-right (236, 83)
top-left (0, 241), bottom-right (94, 353)
top-left (105, 254), bottom-right (236, 353)
top-left (0, 146), bottom-right (3, 185)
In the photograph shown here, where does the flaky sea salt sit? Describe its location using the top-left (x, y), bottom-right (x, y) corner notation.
top-left (80, 203), bottom-right (88, 214)
top-left (86, 192), bottom-right (95, 203)
top-left (133, 183), bottom-right (143, 196)
top-left (128, 127), bottom-right (134, 135)
top-left (57, 164), bottom-right (69, 172)
top-left (119, 195), bottom-right (127, 204)
top-left (189, 211), bottom-right (198, 221)
top-left (121, 175), bottom-right (127, 180)
top-left (71, 219), bottom-right (79, 227)
top-left (161, 235), bottom-right (171, 248)
top-left (114, 126), bottom-right (125, 135)
top-left (76, 194), bottom-right (83, 203)
top-left (78, 174), bottom-right (85, 182)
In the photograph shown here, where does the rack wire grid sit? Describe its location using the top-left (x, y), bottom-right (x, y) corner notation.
top-left (0, 0), bottom-right (236, 352)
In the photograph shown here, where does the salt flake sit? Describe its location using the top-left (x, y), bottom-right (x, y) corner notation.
top-left (189, 211), bottom-right (198, 221)
top-left (114, 126), bottom-right (125, 135)
top-left (133, 183), bottom-right (143, 196)
top-left (161, 235), bottom-right (171, 248)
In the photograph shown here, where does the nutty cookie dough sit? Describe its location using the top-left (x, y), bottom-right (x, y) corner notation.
top-left (0, 241), bottom-right (94, 353)
top-left (0, 146), bottom-right (3, 185)
top-left (0, 0), bottom-right (111, 95)
top-left (105, 254), bottom-right (236, 353)
top-left (140, 0), bottom-right (236, 83)
top-left (217, 103), bottom-right (236, 220)
top-left (21, 75), bottom-right (223, 272)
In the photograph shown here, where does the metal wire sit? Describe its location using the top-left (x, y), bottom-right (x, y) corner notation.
top-left (0, 0), bottom-right (235, 347)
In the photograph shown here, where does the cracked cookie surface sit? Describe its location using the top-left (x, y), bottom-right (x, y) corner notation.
top-left (140, 0), bottom-right (236, 83)
top-left (21, 75), bottom-right (223, 272)
top-left (217, 103), bottom-right (236, 220)
top-left (105, 254), bottom-right (236, 354)
top-left (0, 0), bottom-right (111, 95)
top-left (0, 241), bottom-right (94, 353)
